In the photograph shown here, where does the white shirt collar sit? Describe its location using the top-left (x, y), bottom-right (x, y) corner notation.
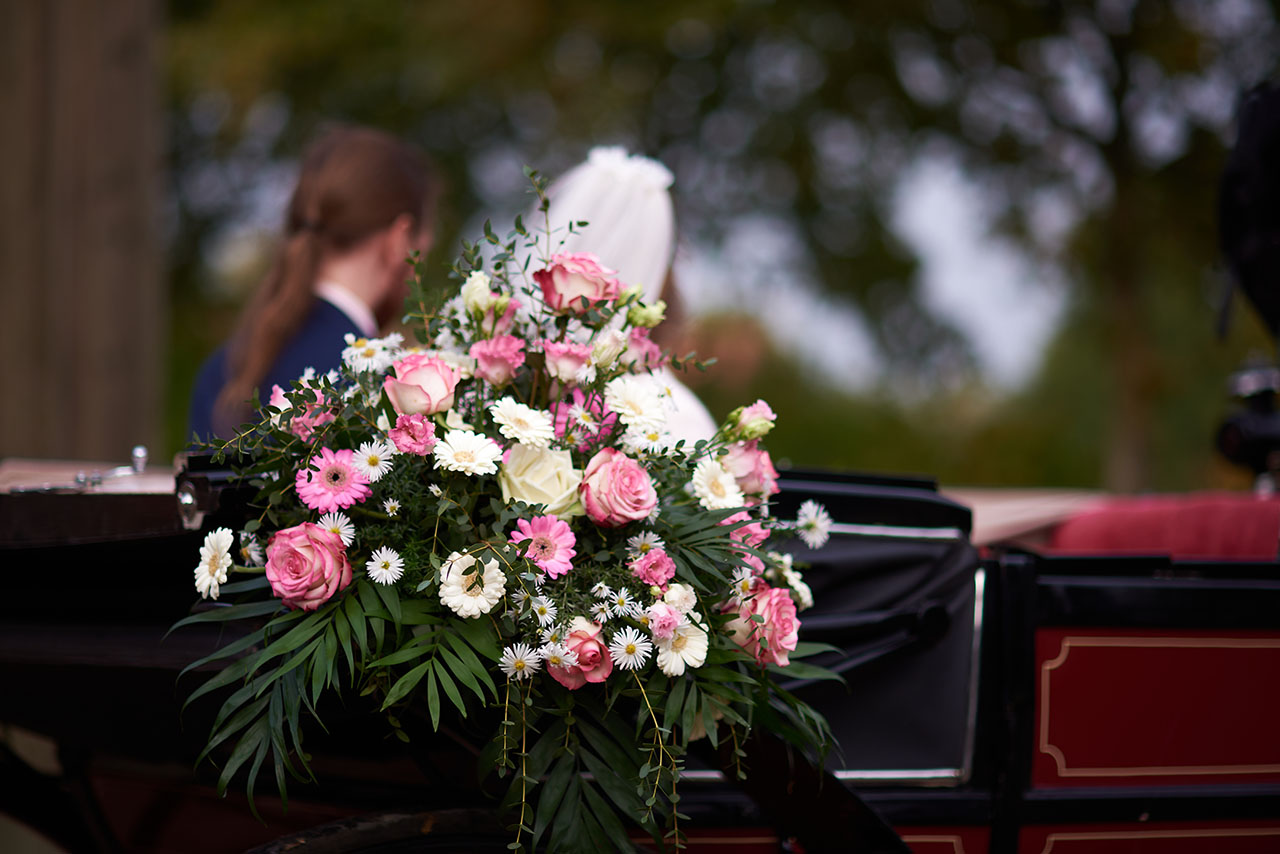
top-left (315, 281), bottom-right (378, 338)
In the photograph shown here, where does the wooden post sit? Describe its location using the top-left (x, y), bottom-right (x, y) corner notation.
top-left (0, 0), bottom-right (163, 463)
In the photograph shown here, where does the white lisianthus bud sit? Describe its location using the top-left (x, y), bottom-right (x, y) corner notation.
top-left (461, 271), bottom-right (495, 314)
top-left (619, 283), bottom-right (645, 304)
top-left (592, 329), bottom-right (628, 368)
top-left (627, 299), bottom-right (667, 328)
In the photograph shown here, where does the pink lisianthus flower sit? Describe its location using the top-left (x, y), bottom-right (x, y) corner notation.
top-left (387, 413), bottom-right (437, 455)
top-left (265, 522), bottom-right (352, 611)
top-left (725, 584), bottom-right (799, 667)
top-left (720, 510), bottom-right (770, 548)
top-left (541, 339), bottom-right (594, 385)
top-left (721, 441), bottom-right (780, 498)
top-left (579, 448), bottom-right (658, 528)
top-left (646, 602), bottom-right (682, 641)
top-left (383, 353), bottom-right (460, 416)
top-left (548, 617), bottom-right (614, 689)
top-left (469, 334), bottom-right (527, 386)
top-left (509, 514), bottom-right (577, 579)
top-left (726, 399), bottom-right (776, 441)
top-left (534, 252), bottom-right (621, 314)
top-left (630, 547), bottom-right (677, 588)
top-left (620, 328), bottom-right (665, 373)
top-left (295, 447), bottom-right (371, 513)
top-left (268, 384), bottom-right (335, 441)
top-left (550, 388), bottom-right (617, 452)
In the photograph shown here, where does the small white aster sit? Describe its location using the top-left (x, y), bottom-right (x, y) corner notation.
top-left (318, 512), bottom-right (355, 547)
top-left (609, 627), bottom-right (654, 670)
top-left (622, 425), bottom-right (671, 454)
top-left (194, 527), bottom-right (233, 600)
top-left (604, 374), bottom-right (667, 433)
top-left (499, 643), bottom-right (542, 680)
top-left (383, 498), bottom-right (401, 517)
top-left (540, 624), bottom-right (568, 646)
top-left (432, 429), bottom-right (503, 476)
top-left (610, 586), bottom-right (639, 619)
top-left (530, 596), bottom-right (558, 627)
top-left (591, 581), bottom-right (613, 600)
top-left (729, 566), bottom-right (756, 604)
top-left (428, 484), bottom-right (443, 497)
top-left (237, 531), bottom-right (264, 567)
top-left (590, 601), bottom-right (612, 623)
top-left (796, 500), bottom-right (833, 549)
top-left (489, 397), bottom-right (556, 448)
top-left (691, 458), bottom-right (745, 511)
top-left (626, 531), bottom-right (665, 560)
top-left (354, 440), bottom-right (395, 482)
top-left (511, 589), bottom-right (531, 612)
top-left (540, 642), bottom-right (579, 670)
top-left (366, 546), bottom-right (405, 585)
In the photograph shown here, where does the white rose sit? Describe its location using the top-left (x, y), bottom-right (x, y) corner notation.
top-left (498, 445), bottom-right (584, 519)
top-left (461, 271), bottom-right (495, 313)
top-left (591, 329), bottom-right (628, 369)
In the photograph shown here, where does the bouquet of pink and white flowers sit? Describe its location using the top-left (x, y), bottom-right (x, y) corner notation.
top-left (177, 171), bottom-right (836, 853)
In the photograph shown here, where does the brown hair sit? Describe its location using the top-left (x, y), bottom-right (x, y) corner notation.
top-left (213, 126), bottom-right (436, 433)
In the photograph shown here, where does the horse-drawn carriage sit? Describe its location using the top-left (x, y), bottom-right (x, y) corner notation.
top-left (2, 452), bottom-right (1279, 853)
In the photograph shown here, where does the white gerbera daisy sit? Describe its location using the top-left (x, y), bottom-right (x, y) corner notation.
top-left (433, 430), bottom-right (503, 476)
top-left (691, 458), bottom-right (745, 511)
top-left (318, 511), bottom-right (355, 547)
top-left (655, 618), bottom-right (709, 677)
top-left (609, 627), bottom-right (654, 670)
top-left (237, 531), bottom-right (264, 567)
top-left (530, 595), bottom-right (558, 627)
top-left (591, 581), bottom-right (613, 600)
top-left (590, 601), bottom-right (612, 623)
top-left (489, 397), bottom-right (555, 448)
top-left (194, 527), bottom-right (233, 600)
top-left (610, 586), bottom-right (639, 619)
top-left (439, 551), bottom-right (506, 617)
top-left (499, 643), bottom-right (542, 680)
top-left (604, 374), bottom-right (667, 432)
top-left (626, 531), bottom-right (665, 560)
top-left (354, 440), bottom-right (395, 482)
top-left (796, 500), bottom-right (833, 549)
top-left (541, 642), bottom-right (578, 670)
top-left (366, 546), bottom-right (405, 585)
top-left (383, 498), bottom-right (401, 517)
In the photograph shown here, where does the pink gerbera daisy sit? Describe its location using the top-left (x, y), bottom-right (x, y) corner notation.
top-left (509, 515), bottom-right (577, 579)
top-left (295, 447), bottom-right (371, 514)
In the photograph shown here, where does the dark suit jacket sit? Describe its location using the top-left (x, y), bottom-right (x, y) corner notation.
top-left (188, 298), bottom-right (362, 441)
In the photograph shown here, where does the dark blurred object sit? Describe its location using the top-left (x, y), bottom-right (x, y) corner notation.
top-left (1216, 364), bottom-right (1280, 485)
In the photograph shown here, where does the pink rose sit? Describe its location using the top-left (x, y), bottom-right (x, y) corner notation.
top-left (548, 617), bottom-right (614, 689)
top-left (388, 413), bottom-right (437, 455)
top-left (384, 354), bottom-right (460, 416)
top-left (721, 510), bottom-right (770, 548)
top-left (630, 547), bottom-right (677, 588)
top-left (469, 334), bottom-right (526, 386)
top-left (646, 602), bottom-right (682, 641)
top-left (620, 328), bottom-right (664, 373)
top-left (722, 441), bottom-right (780, 498)
top-left (534, 252), bottom-right (621, 314)
top-left (268, 384), bottom-right (335, 441)
top-left (542, 339), bottom-right (594, 384)
top-left (726, 585), bottom-right (799, 667)
top-left (265, 522), bottom-right (352, 611)
top-left (579, 448), bottom-right (657, 527)
top-left (551, 388), bottom-right (617, 452)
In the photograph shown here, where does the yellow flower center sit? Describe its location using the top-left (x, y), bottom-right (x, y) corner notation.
top-left (514, 659), bottom-right (525, 671)
top-left (353, 338), bottom-right (368, 348)
top-left (672, 633), bottom-right (689, 652)
top-left (455, 449), bottom-right (475, 464)
top-left (709, 479), bottom-right (726, 498)
top-left (625, 643), bottom-right (637, 655)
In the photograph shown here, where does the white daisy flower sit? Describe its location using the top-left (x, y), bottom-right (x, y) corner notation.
top-left (318, 512), bottom-right (355, 547)
top-left (383, 498), bottom-right (401, 517)
top-left (626, 531), bottom-right (665, 560)
top-left (530, 596), bottom-right (558, 627)
top-left (691, 458), bottom-right (745, 510)
top-left (787, 570), bottom-right (814, 611)
top-left (342, 333), bottom-right (403, 373)
top-left (438, 551), bottom-right (506, 617)
top-left (622, 424), bottom-right (672, 455)
top-left (604, 374), bottom-right (667, 433)
top-left (541, 642), bottom-right (578, 670)
top-left (540, 624), bottom-right (568, 646)
top-left (366, 546), bottom-right (405, 585)
top-left (610, 586), bottom-right (639, 619)
top-left (489, 397), bottom-right (556, 448)
top-left (354, 440), bottom-right (395, 482)
top-left (655, 617), bottom-right (709, 677)
top-left (590, 601), bottom-right (612, 623)
top-left (729, 566), bottom-right (756, 603)
top-left (511, 588), bottom-right (531, 612)
top-left (499, 643), bottom-right (542, 680)
top-left (194, 527), bottom-right (233, 600)
top-left (428, 484), bottom-right (443, 497)
top-left (432, 430), bottom-right (503, 476)
top-left (591, 581), bottom-right (613, 600)
top-left (796, 500), bottom-right (833, 549)
top-left (609, 627), bottom-right (654, 670)
top-left (237, 531), bottom-right (264, 567)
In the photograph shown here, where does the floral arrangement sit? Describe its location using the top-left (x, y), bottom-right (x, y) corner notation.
top-left (177, 172), bottom-right (837, 853)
